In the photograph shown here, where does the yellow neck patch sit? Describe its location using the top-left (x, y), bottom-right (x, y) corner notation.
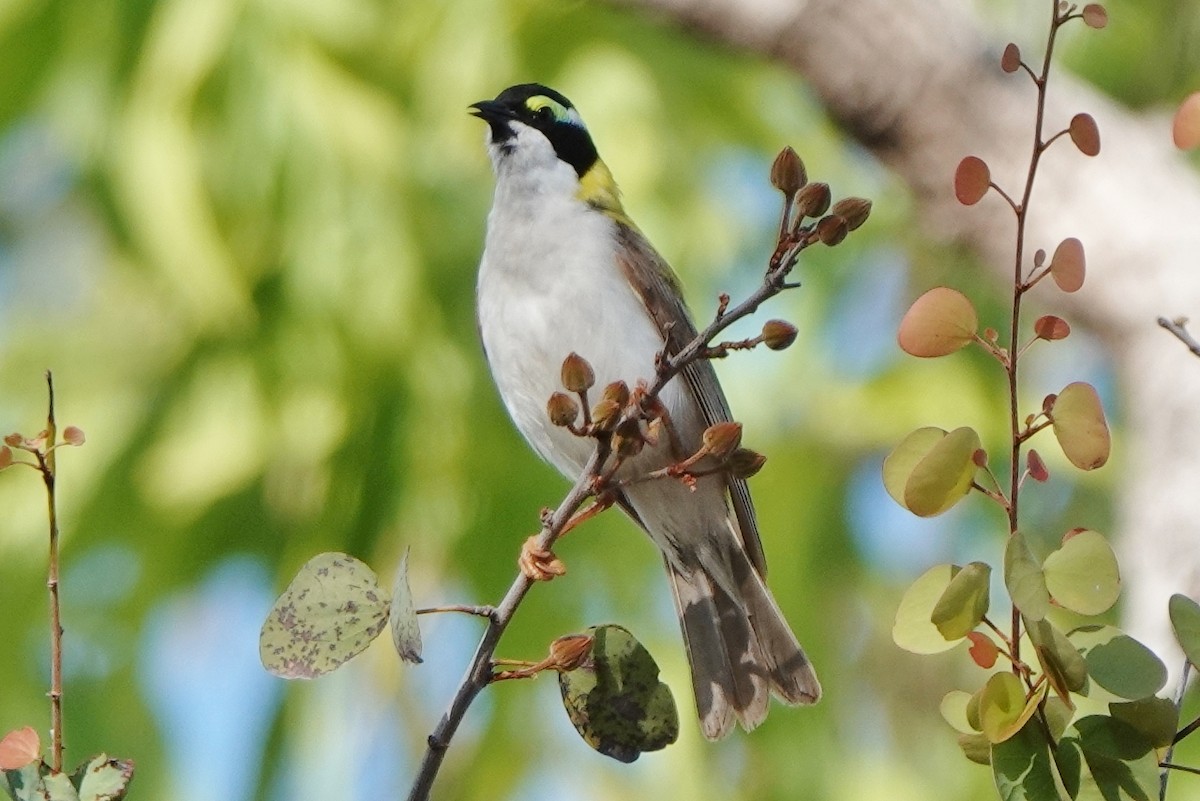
top-left (576, 159), bottom-right (628, 222)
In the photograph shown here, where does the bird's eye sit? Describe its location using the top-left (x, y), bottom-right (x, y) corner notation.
top-left (534, 106), bottom-right (554, 123)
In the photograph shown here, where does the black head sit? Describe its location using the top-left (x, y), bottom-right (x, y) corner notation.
top-left (469, 83), bottom-right (599, 177)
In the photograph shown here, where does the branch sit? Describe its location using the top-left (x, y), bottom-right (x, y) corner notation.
top-left (39, 372), bottom-right (65, 772)
top-left (405, 446), bottom-right (607, 801)
top-left (1158, 317), bottom-right (1200, 358)
top-left (407, 156), bottom-right (856, 800)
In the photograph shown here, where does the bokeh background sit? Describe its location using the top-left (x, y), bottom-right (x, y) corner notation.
top-left (0, 1), bottom-right (1197, 799)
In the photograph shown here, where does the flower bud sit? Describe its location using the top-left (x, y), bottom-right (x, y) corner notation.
top-left (549, 634), bottom-right (593, 672)
top-left (546, 392), bottom-right (580, 427)
top-left (4, 433), bottom-right (22, 448)
top-left (761, 319), bottom-right (798, 351)
top-left (727, 447), bottom-right (767, 479)
top-left (794, 182), bottom-right (831, 219)
top-left (601, 380), bottom-right (630, 408)
top-left (769, 146), bottom-right (807, 197)
top-left (590, 398), bottom-right (621, 431)
top-left (830, 197), bottom-right (872, 231)
top-left (702, 422), bottom-right (743, 461)
top-left (815, 215), bottom-right (848, 246)
top-left (561, 352), bottom-right (595, 393)
top-left (62, 425), bottom-right (86, 446)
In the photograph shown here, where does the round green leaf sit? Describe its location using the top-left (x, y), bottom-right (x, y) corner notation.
top-left (931, 561), bottom-right (991, 641)
top-left (1042, 530), bottom-right (1120, 615)
top-left (1005, 532), bottom-right (1049, 621)
top-left (1109, 697), bottom-right (1180, 749)
top-left (1168, 593), bottom-right (1200, 668)
top-left (1058, 715), bottom-right (1158, 801)
top-left (390, 548), bottom-right (423, 664)
top-left (893, 564), bottom-right (961, 654)
top-left (558, 625), bottom-right (679, 763)
top-left (979, 671), bottom-right (1027, 744)
top-left (1049, 383), bottom-right (1110, 470)
top-left (883, 427), bottom-right (946, 508)
top-left (259, 552), bottom-right (391, 679)
top-left (941, 690), bottom-right (977, 733)
top-left (904, 426), bottom-right (982, 517)
top-left (981, 672), bottom-right (1047, 745)
top-left (1076, 627), bottom-right (1166, 700)
top-left (898, 287), bottom-right (979, 357)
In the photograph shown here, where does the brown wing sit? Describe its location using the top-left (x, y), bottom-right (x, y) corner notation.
top-left (613, 221), bottom-right (768, 576)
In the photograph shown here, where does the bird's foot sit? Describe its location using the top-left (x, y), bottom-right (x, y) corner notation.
top-left (519, 536), bottom-right (566, 581)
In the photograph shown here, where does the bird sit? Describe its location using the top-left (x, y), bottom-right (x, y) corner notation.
top-left (470, 83), bottom-right (820, 739)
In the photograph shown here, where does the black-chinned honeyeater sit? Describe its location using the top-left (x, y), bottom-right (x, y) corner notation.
top-left (471, 83), bottom-right (820, 739)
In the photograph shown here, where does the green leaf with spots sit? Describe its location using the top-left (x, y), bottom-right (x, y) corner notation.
top-left (259, 552), bottom-right (391, 679)
top-left (390, 548), bottom-right (423, 664)
top-left (72, 755), bottom-right (134, 801)
top-left (558, 624), bottom-right (679, 763)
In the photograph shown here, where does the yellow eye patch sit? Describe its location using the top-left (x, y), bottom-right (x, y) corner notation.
top-left (526, 95), bottom-right (585, 128)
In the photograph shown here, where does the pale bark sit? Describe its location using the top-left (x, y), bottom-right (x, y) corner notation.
top-left (606, 0), bottom-right (1200, 676)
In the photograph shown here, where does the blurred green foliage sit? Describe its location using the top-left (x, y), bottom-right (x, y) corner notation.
top-left (0, 1), bottom-right (1196, 800)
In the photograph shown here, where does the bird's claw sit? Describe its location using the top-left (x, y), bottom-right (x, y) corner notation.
top-left (519, 536), bottom-right (566, 581)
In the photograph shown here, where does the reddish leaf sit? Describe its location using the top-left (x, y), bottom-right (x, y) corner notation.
top-left (968, 632), bottom-right (1000, 669)
top-left (1069, 113), bottom-right (1101, 156)
top-left (897, 287), bottom-right (979, 358)
top-left (1174, 92), bottom-right (1200, 151)
top-left (954, 156), bottom-right (991, 206)
top-left (1034, 315), bottom-right (1071, 341)
top-left (1082, 3), bottom-right (1108, 28)
top-left (1027, 449), bottom-right (1049, 482)
top-left (1001, 43), bottom-right (1022, 73)
top-left (1050, 238), bottom-right (1086, 292)
top-left (62, 426), bottom-right (85, 446)
top-left (0, 726), bottom-right (40, 770)
top-left (972, 448), bottom-right (989, 468)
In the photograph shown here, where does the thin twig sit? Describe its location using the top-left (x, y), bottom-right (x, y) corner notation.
top-left (405, 446), bottom-right (608, 801)
top-left (40, 371), bottom-right (64, 772)
top-left (1158, 317), bottom-right (1200, 358)
top-left (415, 605), bottom-right (495, 619)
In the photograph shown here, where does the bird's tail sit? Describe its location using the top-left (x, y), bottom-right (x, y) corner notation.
top-left (666, 547), bottom-right (820, 740)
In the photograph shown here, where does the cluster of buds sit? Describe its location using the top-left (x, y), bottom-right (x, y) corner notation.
top-left (545, 354), bottom-right (768, 485)
top-left (770, 146), bottom-right (872, 253)
top-left (0, 427), bottom-right (85, 470)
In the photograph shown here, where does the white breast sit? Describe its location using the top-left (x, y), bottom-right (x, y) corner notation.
top-left (477, 174), bottom-right (678, 479)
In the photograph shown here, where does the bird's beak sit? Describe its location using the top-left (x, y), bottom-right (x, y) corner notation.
top-left (469, 100), bottom-right (518, 143)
